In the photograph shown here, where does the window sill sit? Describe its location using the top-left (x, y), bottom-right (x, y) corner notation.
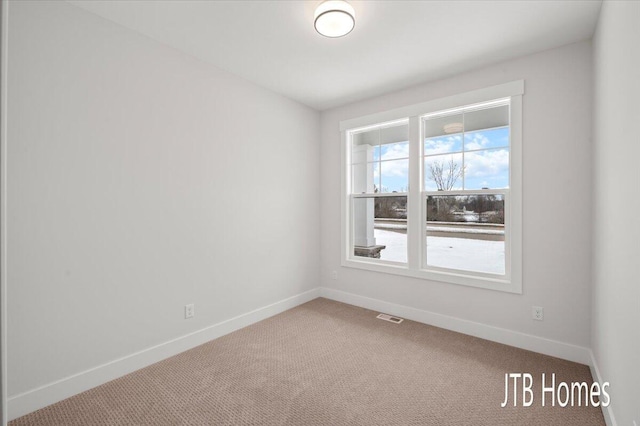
top-left (341, 257), bottom-right (522, 294)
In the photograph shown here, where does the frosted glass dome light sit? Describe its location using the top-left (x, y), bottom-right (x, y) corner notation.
top-left (314, 1), bottom-right (356, 38)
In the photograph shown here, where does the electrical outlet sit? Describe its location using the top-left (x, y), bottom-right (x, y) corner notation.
top-left (185, 304), bottom-right (195, 319)
top-left (331, 270), bottom-right (338, 280)
top-left (532, 306), bottom-right (544, 321)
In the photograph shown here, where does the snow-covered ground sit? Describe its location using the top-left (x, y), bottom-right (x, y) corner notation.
top-left (374, 229), bottom-right (505, 275)
top-left (373, 229), bottom-right (409, 263)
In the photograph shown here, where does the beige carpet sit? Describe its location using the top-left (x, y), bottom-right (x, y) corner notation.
top-left (11, 298), bottom-right (605, 425)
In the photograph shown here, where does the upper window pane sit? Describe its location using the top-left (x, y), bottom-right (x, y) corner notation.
top-left (464, 148), bottom-right (510, 190)
top-left (464, 127), bottom-right (509, 151)
top-left (352, 162), bottom-right (379, 194)
top-left (350, 121), bottom-right (409, 194)
top-left (372, 145), bottom-right (381, 161)
top-left (380, 124), bottom-right (409, 161)
top-left (424, 134), bottom-right (463, 156)
top-left (424, 153), bottom-right (464, 191)
top-left (380, 159), bottom-right (409, 193)
top-left (380, 124), bottom-right (409, 147)
top-left (351, 128), bottom-right (378, 164)
top-left (423, 113), bottom-right (464, 139)
top-left (463, 104), bottom-right (508, 133)
top-left (423, 102), bottom-right (510, 191)
top-left (380, 141), bottom-right (409, 160)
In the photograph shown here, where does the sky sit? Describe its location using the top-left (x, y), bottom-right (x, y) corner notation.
top-left (355, 127), bottom-right (510, 193)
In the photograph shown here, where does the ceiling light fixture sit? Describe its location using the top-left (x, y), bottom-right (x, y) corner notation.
top-left (314, 0), bottom-right (356, 38)
top-left (444, 123), bottom-right (464, 134)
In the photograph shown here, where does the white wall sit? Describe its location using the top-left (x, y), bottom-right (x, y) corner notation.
top-left (9, 0), bottom-right (638, 423)
top-left (1, 0), bottom-right (8, 423)
top-left (320, 42), bottom-right (593, 348)
top-left (592, 1), bottom-right (640, 425)
top-left (7, 0), bottom-right (319, 400)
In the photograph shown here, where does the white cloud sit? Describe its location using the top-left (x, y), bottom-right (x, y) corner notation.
top-left (380, 159), bottom-right (408, 178)
top-left (465, 130), bottom-right (509, 151)
top-left (380, 142), bottom-right (409, 161)
top-left (424, 136), bottom-right (461, 155)
top-left (375, 143), bottom-right (410, 191)
top-left (465, 133), bottom-right (491, 150)
top-left (465, 149), bottom-right (509, 178)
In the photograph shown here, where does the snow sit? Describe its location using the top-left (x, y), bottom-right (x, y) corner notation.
top-left (374, 229), bottom-right (408, 263)
top-left (374, 229), bottom-right (505, 275)
top-left (425, 235), bottom-right (505, 274)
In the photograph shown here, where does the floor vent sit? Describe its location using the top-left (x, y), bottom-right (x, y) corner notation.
top-left (376, 313), bottom-right (404, 324)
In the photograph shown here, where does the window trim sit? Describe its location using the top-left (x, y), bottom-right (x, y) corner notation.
top-left (340, 81), bottom-right (523, 293)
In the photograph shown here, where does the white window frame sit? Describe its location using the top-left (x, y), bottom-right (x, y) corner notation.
top-left (340, 81), bottom-right (524, 293)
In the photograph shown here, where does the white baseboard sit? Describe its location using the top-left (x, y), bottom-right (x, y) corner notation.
top-left (8, 288), bottom-right (320, 421)
top-left (319, 287), bottom-right (592, 365)
top-left (589, 350), bottom-right (617, 426)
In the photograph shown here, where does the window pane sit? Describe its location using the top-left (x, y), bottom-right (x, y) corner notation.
top-left (380, 123), bottom-right (409, 145)
top-left (373, 145), bottom-right (381, 161)
top-left (351, 162), bottom-right (379, 194)
top-left (423, 113), bottom-right (464, 139)
top-left (424, 153), bottom-right (464, 191)
top-left (464, 127), bottom-right (509, 151)
top-left (463, 104), bottom-right (508, 133)
top-left (379, 123), bottom-right (409, 161)
top-left (353, 196), bottom-right (407, 263)
top-left (424, 134), bottom-right (462, 156)
top-left (380, 159), bottom-right (409, 193)
top-left (425, 195), bottom-right (505, 275)
top-left (380, 141), bottom-right (409, 160)
top-left (351, 129), bottom-right (379, 164)
top-left (464, 148), bottom-right (509, 190)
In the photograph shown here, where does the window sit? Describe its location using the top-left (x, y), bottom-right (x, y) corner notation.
top-left (341, 81), bottom-right (523, 293)
top-left (423, 101), bottom-right (509, 276)
top-left (350, 121), bottom-right (409, 263)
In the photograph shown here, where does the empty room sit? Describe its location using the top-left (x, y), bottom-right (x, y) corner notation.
top-left (0, 0), bottom-right (638, 425)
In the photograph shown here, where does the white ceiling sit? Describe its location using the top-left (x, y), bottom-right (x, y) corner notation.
top-left (67, 0), bottom-right (602, 111)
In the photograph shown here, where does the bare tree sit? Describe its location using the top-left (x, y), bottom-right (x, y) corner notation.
top-left (428, 159), bottom-right (464, 191)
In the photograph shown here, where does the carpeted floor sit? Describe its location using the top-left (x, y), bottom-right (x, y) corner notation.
top-left (10, 298), bottom-right (605, 425)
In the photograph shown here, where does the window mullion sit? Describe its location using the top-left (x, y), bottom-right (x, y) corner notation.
top-left (462, 111), bottom-right (466, 190)
top-left (407, 116), bottom-right (421, 270)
